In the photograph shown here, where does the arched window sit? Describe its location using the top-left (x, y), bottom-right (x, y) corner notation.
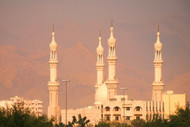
top-left (105, 106), bottom-right (110, 111)
top-left (135, 106), bottom-right (142, 111)
top-left (113, 106), bottom-right (121, 111)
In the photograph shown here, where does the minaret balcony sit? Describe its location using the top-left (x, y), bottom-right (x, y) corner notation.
top-left (106, 79), bottom-right (118, 83)
top-left (153, 59), bottom-right (163, 64)
top-left (107, 56), bottom-right (117, 60)
top-left (48, 81), bottom-right (60, 86)
top-left (49, 59), bottom-right (58, 64)
top-left (152, 81), bottom-right (164, 86)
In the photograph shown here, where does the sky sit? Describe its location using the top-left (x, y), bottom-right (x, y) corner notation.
top-left (0, 0), bottom-right (190, 98)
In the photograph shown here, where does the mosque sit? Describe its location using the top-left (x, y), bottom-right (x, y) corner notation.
top-left (47, 23), bottom-right (186, 125)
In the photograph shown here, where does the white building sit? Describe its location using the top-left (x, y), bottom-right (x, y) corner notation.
top-left (0, 96), bottom-right (43, 116)
top-left (58, 23), bottom-right (186, 125)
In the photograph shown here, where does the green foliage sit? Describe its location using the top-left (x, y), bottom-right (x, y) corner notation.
top-left (95, 121), bottom-right (130, 127)
top-left (168, 106), bottom-right (190, 127)
top-left (58, 114), bottom-right (90, 127)
top-left (95, 121), bottom-right (110, 127)
top-left (0, 105), bottom-right (53, 127)
top-left (131, 119), bottom-right (146, 127)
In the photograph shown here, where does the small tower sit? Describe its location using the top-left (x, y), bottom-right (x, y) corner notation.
top-left (152, 25), bottom-right (164, 102)
top-left (48, 26), bottom-right (60, 124)
top-left (94, 31), bottom-right (105, 106)
top-left (106, 21), bottom-right (118, 100)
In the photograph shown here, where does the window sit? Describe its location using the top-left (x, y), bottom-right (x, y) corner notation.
top-left (115, 116), bottom-right (119, 121)
top-left (114, 106), bottom-right (120, 111)
top-left (105, 107), bottom-right (110, 111)
top-left (126, 116), bottom-right (130, 120)
top-left (106, 116), bottom-right (110, 121)
top-left (136, 116), bottom-right (140, 120)
top-left (126, 107), bottom-right (130, 111)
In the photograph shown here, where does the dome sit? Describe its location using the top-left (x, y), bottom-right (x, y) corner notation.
top-left (49, 32), bottom-right (58, 51)
top-left (154, 32), bottom-right (162, 51)
top-left (108, 27), bottom-right (116, 46)
top-left (96, 36), bottom-right (104, 54)
top-left (95, 83), bottom-right (107, 104)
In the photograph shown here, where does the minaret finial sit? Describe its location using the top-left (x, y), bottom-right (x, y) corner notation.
top-left (158, 24), bottom-right (160, 32)
top-left (99, 30), bottom-right (102, 46)
top-left (157, 24), bottom-right (160, 41)
top-left (111, 20), bottom-right (113, 27)
top-left (53, 24), bottom-right (54, 32)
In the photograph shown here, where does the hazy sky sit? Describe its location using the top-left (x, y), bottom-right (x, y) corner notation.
top-left (0, 0), bottom-right (190, 87)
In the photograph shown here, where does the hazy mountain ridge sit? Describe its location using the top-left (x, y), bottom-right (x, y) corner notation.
top-left (0, 43), bottom-right (189, 113)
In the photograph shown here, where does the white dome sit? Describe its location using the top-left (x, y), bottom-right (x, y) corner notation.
top-left (95, 83), bottom-right (107, 104)
top-left (108, 27), bottom-right (116, 47)
top-left (49, 32), bottom-right (58, 51)
top-left (154, 32), bottom-right (162, 51)
top-left (96, 36), bottom-right (104, 54)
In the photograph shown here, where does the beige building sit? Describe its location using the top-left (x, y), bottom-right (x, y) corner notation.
top-left (0, 96), bottom-right (43, 116)
top-left (59, 24), bottom-right (186, 125)
top-left (163, 91), bottom-right (186, 119)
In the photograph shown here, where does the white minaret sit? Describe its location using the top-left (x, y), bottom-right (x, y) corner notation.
top-left (96, 31), bottom-right (104, 85)
top-left (152, 26), bottom-right (164, 102)
top-left (106, 22), bottom-right (118, 99)
top-left (48, 26), bottom-right (60, 124)
top-left (94, 32), bottom-right (105, 106)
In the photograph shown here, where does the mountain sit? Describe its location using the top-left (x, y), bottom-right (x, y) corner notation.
top-left (0, 43), bottom-right (189, 114)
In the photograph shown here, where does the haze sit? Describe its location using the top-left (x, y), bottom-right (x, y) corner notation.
top-left (0, 0), bottom-right (190, 112)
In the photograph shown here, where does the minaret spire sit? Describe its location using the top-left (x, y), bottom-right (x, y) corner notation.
top-left (99, 31), bottom-right (102, 46)
top-left (110, 20), bottom-right (114, 39)
top-left (158, 24), bottom-right (160, 32)
top-left (53, 24), bottom-right (54, 32)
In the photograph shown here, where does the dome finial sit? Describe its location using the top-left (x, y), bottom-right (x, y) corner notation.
top-left (97, 30), bottom-right (104, 54)
top-left (110, 20), bottom-right (114, 37)
top-left (52, 24), bottom-right (55, 39)
top-left (157, 25), bottom-right (160, 41)
top-left (53, 24), bottom-right (54, 32)
top-left (99, 30), bottom-right (102, 46)
top-left (158, 24), bottom-right (160, 32)
top-left (50, 25), bottom-right (57, 50)
top-left (154, 25), bottom-right (162, 50)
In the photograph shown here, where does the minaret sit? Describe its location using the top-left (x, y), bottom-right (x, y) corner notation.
top-left (48, 26), bottom-right (60, 124)
top-left (94, 31), bottom-right (105, 105)
top-left (152, 25), bottom-right (164, 102)
top-left (96, 31), bottom-right (104, 85)
top-left (106, 21), bottom-right (118, 99)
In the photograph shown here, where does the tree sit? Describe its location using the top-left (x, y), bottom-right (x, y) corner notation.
top-left (168, 106), bottom-right (190, 127)
top-left (95, 121), bottom-right (110, 127)
top-left (0, 105), bottom-right (53, 127)
top-left (59, 114), bottom-right (90, 127)
top-left (131, 119), bottom-right (146, 127)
